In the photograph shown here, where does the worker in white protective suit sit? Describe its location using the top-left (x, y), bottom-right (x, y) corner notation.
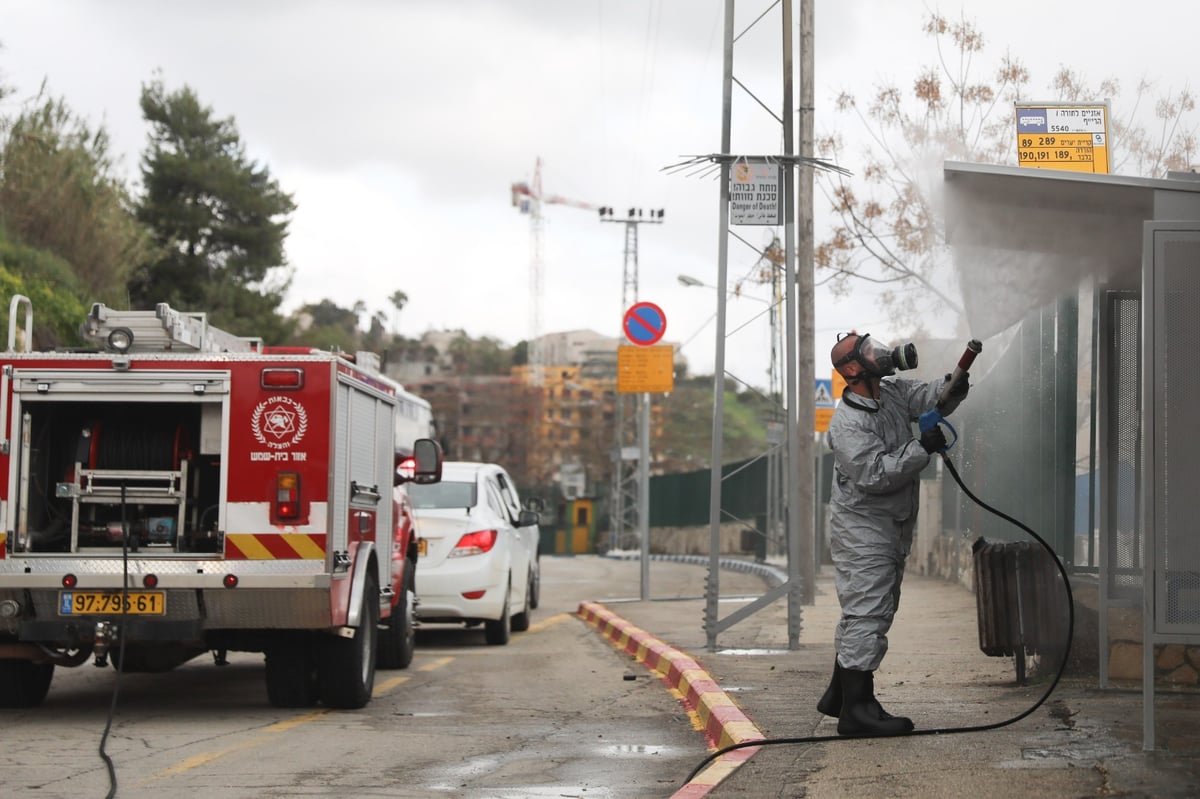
top-left (817, 331), bottom-right (969, 737)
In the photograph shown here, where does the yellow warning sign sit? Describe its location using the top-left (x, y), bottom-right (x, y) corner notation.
top-left (818, 371), bottom-right (844, 433)
top-left (832, 370), bottom-right (847, 399)
top-left (1015, 102), bottom-right (1109, 174)
top-left (617, 345), bottom-right (675, 394)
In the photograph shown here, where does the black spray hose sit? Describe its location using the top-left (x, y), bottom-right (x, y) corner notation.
top-left (98, 482), bottom-right (131, 799)
top-left (683, 452), bottom-right (1075, 784)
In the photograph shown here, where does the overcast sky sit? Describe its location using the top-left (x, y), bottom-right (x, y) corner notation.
top-left (0, 1), bottom-right (1194, 388)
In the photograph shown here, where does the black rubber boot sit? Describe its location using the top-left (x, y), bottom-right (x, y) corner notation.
top-left (818, 658), bottom-right (901, 721)
top-left (816, 658), bottom-right (842, 717)
top-left (865, 670), bottom-right (908, 723)
top-left (836, 668), bottom-right (914, 737)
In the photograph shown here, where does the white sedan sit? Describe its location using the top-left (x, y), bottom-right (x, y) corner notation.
top-left (408, 461), bottom-right (541, 645)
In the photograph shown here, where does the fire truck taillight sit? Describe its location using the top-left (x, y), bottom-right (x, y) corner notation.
top-left (62, 574), bottom-right (77, 588)
top-left (142, 574), bottom-right (158, 589)
top-left (275, 472), bottom-right (301, 521)
top-left (223, 574), bottom-right (238, 589)
top-left (261, 368), bottom-right (304, 389)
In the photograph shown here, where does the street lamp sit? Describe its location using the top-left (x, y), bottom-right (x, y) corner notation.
top-left (677, 273), bottom-right (771, 304)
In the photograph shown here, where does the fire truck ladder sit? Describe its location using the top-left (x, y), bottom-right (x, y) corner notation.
top-left (82, 303), bottom-right (263, 354)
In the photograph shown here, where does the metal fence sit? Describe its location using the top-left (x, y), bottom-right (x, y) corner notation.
top-left (648, 455), bottom-right (768, 529)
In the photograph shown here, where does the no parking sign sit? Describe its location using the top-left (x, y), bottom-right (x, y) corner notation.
top-left (618, 302), bottom-right (673, 393)
top-left (623, 302), bottom-right (667, 346)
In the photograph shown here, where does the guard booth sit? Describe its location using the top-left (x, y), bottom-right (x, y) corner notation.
top-left (556, 497), bottom-right (596, 555)
top-left (943, 161), bottom-right (1200, 750)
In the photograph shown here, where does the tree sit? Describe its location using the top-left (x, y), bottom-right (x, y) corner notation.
top-left (286, 297), bottom-right (396, 355)
top-left (0, 86), bottom-right (154, 305)
top-left (1052, 69), bottom-right (1196, 178)
top-left (288, 299), bottom-right (360, 352)
top-left (362, 310), bottom-right (388, 353)
top-left (132, 78), bottom-right (295, 341)
top-left (388, 289), bottom-right (408, 334)
top-left (657, 377), bottom-right (773, 472)
top-left (815, 11), bottom-right (1198, 332)
top-left (512, 339), bottom-right (529, 367)
top-left (445, 333), bottom-right (512, 376)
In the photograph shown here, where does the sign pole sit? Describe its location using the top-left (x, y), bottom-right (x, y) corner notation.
top-left (617, 300), bottom-right (672, 601)
top-left (638, 392), bottom-right (651, 600)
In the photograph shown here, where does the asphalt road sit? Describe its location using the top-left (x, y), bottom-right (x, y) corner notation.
top-left (2, 555), bottom-right (732, 799)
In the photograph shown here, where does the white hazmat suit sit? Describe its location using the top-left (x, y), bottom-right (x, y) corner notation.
top-left (826, 375), bottom-right (964, 672)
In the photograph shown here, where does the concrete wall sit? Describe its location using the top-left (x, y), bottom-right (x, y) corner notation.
top-left (1070, 582), bottom-right (1200, 687)
top-left (909, 478), bottom-right (975, 592)
top-left (648, 522), bottom-right (751, 556)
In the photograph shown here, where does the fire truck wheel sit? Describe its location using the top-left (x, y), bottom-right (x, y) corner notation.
top-left (483, 579), bottom-right (511, 646)
top-left (318, 572), bottom-right (379, 709)
top-left (0, 659), bottom-right (54, 708)
top-left (510, 571), bottom-right (532, 633)
top-left (377, 565), bottom-right (416, 670)
top-left (265, 637), bottom-right (319, 708)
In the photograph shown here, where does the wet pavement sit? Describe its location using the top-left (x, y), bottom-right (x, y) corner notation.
top-left (577, 556), bottom-right (1200, 798)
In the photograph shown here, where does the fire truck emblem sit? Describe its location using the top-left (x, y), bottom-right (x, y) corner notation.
top-left (251, 396), bottom-right (309, 449)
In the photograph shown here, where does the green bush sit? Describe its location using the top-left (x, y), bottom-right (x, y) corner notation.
top-left (0, 237), bottom-right (89, 349)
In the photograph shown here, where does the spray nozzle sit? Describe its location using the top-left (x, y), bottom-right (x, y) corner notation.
top-left (936, 339), bottom-right (982, 410)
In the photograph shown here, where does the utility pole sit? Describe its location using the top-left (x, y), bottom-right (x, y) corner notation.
top-left (663, 0), bottom-right (846, 649)
top-left (781, 0), bottom-right (804, 645)
top-left (599, 206), bottom-right (664, 601)
top-left (797, 0), bottom-right (816, 605)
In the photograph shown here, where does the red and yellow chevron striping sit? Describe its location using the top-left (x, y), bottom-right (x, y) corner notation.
top-left (576, 600), bottom-right (763, 798)
top-left (224, 533), bottom-right (327, 560)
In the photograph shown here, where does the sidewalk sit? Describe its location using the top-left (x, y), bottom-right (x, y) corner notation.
top-left (580, 563), bottom-right (1200, 798)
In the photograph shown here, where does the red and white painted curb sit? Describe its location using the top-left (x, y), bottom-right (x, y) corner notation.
top-left (576, 600), bottom-right (764, 798)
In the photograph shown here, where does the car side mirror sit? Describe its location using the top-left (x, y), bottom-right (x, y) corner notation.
top-left (518, 509), bottom-right (540, 527)
top-left (526, 497), bottom-right (546, 513)
top-left (396, 438), bottom-right (443, 486)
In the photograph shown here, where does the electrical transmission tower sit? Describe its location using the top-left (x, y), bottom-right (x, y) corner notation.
top-left (757, 236), bottom-right (788, 560)
top-left (599, 207), bottom-right (664, 568)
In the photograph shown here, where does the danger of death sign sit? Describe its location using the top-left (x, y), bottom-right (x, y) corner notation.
top-left (730, 159), bottom-right (782, 225)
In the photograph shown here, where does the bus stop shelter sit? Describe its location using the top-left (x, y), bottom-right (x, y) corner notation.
top-left (942, 160), bottom-right (1200, 750)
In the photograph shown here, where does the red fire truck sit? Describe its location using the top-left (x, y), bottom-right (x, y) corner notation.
top-left (0, 296), bottom-right (441, 709)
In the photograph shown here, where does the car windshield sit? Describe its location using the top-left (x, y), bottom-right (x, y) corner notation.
top-left (408, 480), bottom-right (476, 510)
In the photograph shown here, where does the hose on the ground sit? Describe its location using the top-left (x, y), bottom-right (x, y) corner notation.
top-left (683, 452), bottom-right (1076, 783)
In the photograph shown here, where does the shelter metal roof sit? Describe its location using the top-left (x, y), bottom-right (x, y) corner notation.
top-left (942, 161), bottom-right (1200, 338)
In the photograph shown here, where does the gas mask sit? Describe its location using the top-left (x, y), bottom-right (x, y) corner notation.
top-left (834, 333), bottom-right (918, 381)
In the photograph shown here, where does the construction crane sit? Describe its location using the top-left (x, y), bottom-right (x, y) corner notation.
top-left (510, 157), bottom-right (600, 386)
